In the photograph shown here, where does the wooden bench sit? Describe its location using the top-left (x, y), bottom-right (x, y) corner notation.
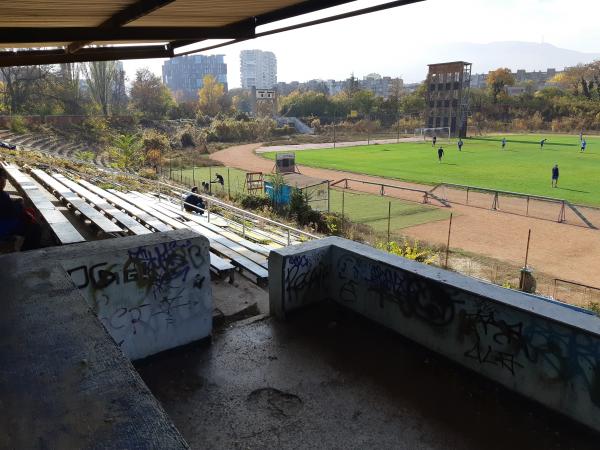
top-left (136, 196), bottom-right (268, 285)
top-left (53, 174), bottom-right (151, 236)
top-left (108, 190), bottom-right (188, 231)
top-left (2, 165), bottom-right (85, 245)
top-left (76, 179), bottom-right (172, 233)
top-left (31, 169), bottom-right (123, 235)
top-left (152, 193), bottom-right (272, 257)
top-left (148, 196), bottom-right (270, 268)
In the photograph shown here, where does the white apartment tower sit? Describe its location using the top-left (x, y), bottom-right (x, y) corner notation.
top-left (240, 50), bottom-right (277, 89)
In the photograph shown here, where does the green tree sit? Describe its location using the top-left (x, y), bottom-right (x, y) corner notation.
top-left (0, 65), bottom-right (52, 114)
top-left (109, 134), bottom-right (144, 171)
top-left (130, 68), bottom-right (174, 119)
top-left (198, 74), bottom-right (225, 117)
top-left (82, 60), bottom-right (118, 116)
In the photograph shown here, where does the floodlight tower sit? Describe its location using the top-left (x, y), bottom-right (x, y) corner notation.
top-left (425, 61), bottom-right (472, 138)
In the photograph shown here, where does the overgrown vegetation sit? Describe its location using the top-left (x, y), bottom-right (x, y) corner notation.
top-left (375, 239), bottom-right (436, 264)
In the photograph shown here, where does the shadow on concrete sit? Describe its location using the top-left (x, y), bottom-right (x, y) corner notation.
top-left (136, 302), bottom-right (598, 449)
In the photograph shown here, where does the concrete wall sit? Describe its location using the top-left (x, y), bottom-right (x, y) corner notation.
top-left (0, 247), bottom-right (189, 449)
top-left (47, 230), bottom-right (212, 360)
top-left (0, 114), bottom-right (135, 128)
top-left (269, 237), bottom-right (600, 432)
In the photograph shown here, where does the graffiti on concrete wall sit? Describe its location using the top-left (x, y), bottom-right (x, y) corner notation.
top-left (331, 249), bottom-right (600, 409)
top-left (336, 253), bottom-right (464, 327)
top-left (283, 249), bottom-right (330, 311)
top-left (274, 240), bottom-right (600, 430)
top-left (64, 238), bottom-right (211, 359)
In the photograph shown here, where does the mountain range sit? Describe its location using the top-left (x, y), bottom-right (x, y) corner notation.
top-left (403, 42), bottom-right (600, 81)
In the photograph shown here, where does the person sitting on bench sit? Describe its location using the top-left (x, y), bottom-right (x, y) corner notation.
top-left (0, 167), bottom-right (42, 251)
top-left (184, 186), bottom-right (205, 215)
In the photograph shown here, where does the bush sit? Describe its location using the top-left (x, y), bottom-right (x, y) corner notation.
top-left (73, 150), bottom-right (95, 162)
top-left (208, 117), bottom-right (276, 142)
top-left (375, 239), bottom-right (435, 264)
top-left (9, 116), bottom-right (27, 134)
top-left (139, 168), bottom-right (158, 180)
top-left (238, 193), bottom-right (272, 210)
top-left (81, 116), bottom-right (110, 144)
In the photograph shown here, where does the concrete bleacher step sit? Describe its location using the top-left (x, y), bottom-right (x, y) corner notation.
top-left (31, 169), bottom-right (123, 235)
top-left (76, 179), bottom-right (173, 233)
top-left (3, 164), bottom-right (85, 245)
top-left (54, 173), bottom-right (152, 236)
top-left (8, 134), bottom-right (34, 145)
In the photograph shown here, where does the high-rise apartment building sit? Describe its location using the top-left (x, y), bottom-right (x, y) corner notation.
top-left (162, 54), bottom-right (227, 101)
top-left (240, 50), bottom-right (277, 90)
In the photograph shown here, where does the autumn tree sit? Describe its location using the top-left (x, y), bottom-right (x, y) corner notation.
top-left (129, 68), bottom-right (174, 119)
top-left (487, 68), bottom-right (515, 103)
top-left (551, 62), bottom-right (600, 99)
top-left (197, 74), bottom-right (225, 116)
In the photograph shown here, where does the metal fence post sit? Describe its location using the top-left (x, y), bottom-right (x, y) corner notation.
top-left (227, 167), bottom-right (231, 199)
top-left (207, 200), bottom-right (210, 223)
top-left (387, 201), bottom-right (391, 249)
top-left (341, 189), bottom-right (345, 235)
top-left (287, 229), bottom-right (291, 246)
top-left (445, 213), bottom-right (453, 268)
top-left (242, 211), bottom-right (246, 238)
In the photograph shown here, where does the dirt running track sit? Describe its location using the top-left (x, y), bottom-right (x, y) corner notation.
top-left (211, 143), bottom-right (600, 289)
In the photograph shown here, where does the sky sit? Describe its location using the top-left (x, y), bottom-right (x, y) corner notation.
top-left (122, 0), bottom-right (600, 88)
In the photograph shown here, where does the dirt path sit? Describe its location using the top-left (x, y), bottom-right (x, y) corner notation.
top-left (211, 143), bottom-right (600, 289)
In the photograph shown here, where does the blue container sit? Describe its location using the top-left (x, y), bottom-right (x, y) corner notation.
top-left (264, 181), bottom-right (292, 206)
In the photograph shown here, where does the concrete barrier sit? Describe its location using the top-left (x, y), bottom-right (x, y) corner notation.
top-left (46, 230), bottom-right (212, 360)
top-left (0, 240), bottom-right (189, 448)
top-left (269, 237), bottom-right (600, 432)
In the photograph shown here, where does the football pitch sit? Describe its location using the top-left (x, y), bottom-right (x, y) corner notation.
top-left (262, 134), bottom-right (600, 206)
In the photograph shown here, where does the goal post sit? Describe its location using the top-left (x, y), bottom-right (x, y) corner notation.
top-left (414, 127), bottom-right (451, 143)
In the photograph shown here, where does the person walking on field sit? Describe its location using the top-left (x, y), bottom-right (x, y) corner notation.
top-left (457, 138), bottom-right (463, 151)
top-left (540, 138), bottom-right (547, 149)
top-left (437, 146), bottom-right (444, 162)
top-left (432, 135), bottom-right (437, 147)
top-left (551, 164), bottom-right (559, 188)
top-left (502, 137), bottom-right (506, 149)
top-left (581, 139), bottom-right (587, 152)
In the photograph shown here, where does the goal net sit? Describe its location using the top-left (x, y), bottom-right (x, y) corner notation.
top-left (414, 127), bottom-right (451, 143)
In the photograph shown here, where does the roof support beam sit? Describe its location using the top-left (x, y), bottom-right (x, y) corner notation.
top-left (175, 0), bottom-right (424, 57)
top-left (0, 45), bottom-right (172, 68)
top-left (67, 0), bottom-right (176, 54)
top-left (0, 26), bottom-right (254, 44)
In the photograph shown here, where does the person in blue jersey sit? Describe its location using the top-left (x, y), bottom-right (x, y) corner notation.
top-left (457, 138), bottom-right (463, 151)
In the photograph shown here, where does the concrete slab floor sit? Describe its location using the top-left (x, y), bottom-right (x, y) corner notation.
top-left (212, 275), bottom-right (269, 324)
top-left (136, 302), bottom-right (598, 450)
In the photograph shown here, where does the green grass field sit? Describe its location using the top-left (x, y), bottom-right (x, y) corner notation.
top-left (262, 134), bottom-right (600, 206)
top-left (170, 165), bottom-right (450, 231)
top-left (328, 188), bottom-right (450, 232)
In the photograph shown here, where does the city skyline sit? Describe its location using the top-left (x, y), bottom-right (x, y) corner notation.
top-left (121, 0), bottom-right (600, 89)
